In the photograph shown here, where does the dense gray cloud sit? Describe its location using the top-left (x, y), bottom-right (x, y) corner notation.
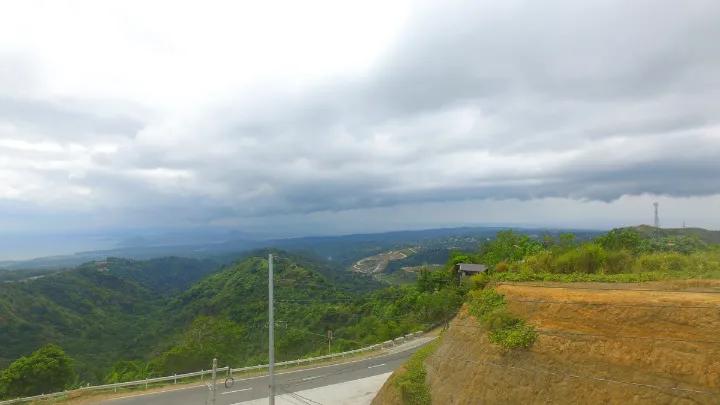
top-left (0, 0), bottom-right (719, 232)
top-left (0, 97), bottom-right (145, 141)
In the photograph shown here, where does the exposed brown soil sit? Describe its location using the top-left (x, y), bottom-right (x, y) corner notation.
top-left (376, 280), bottom-right (720, 405)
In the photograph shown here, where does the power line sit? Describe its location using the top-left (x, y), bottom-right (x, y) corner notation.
top-left (491, 283), bottom-right (720, 294)
top-left (432, 354), bottom-right (720, 397)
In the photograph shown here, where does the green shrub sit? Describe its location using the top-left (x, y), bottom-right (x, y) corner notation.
top-left (524, 252), bottom-right (554, 273)
top-left (0, 344), bottom-right (76, 398)
top-left (664, 253), bottom-right (690, 271)
top-left (394, 339), bottom-right (438, 405)
top-left (468, 288), bottom-right (505, 318)
top-left (495, 261), bottom-right (509, 273)
top-left (604, 250), bottom-right (634, 274)
top-left (469, 287), bottom-right (538, 350)
top-left (575, 243), bottom-right (606, 274)
top-left (553, 250), bottom-right (578, 274)
top-left (507, 261), bottom-right (523, 273)
top-left (481, 308), bottom-right (521, 330)
top-left (469, 273), bottom-right (489, 290)
top-left (636, 254), bottom-right (665, 272)
top-left (488, 324), bottom-right (538, 349)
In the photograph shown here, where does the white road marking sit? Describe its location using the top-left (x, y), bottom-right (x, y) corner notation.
top-left (302, 375), bottom-right (324, 381)
top-left (222, 387), bottom-right (252, 395)
top-left (367, 363), bottom-right (386, 369)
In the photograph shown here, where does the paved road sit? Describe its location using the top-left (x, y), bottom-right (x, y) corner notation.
top-left (101, 337), bottom-right (434, 405)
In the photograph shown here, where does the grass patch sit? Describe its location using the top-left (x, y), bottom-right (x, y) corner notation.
top-left (468, 288), bottom-right (538, 350)
top-left (491, 250), bottom-right (720, 283)
top-left (492, 269), bottom-right (720, 283)
top-left (393, 340), bottom-right (438, 405)
top-left (376, 271), bottom-right (418, 286)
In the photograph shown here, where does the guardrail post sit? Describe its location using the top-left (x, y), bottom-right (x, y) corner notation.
top-left (174, 374), bottom-right (177, 384)
top-left (201, 369), bottom-right (204, 380)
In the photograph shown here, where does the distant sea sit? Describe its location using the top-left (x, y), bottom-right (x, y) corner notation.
top-left (0, 234), bottom-right (116, 261)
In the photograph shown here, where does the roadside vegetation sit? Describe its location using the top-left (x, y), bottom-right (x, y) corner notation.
top-left (459, 228), bottom-right (720, 351)
top-left (467, 287), bottom-right (537, 349)
top-left (0, 344), bottom-right (76, 398)
top-left (475, 229), bottom-right (719, 283)
top-left (393, 338), bottom-right (439, 405)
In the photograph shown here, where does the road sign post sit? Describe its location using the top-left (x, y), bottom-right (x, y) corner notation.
top-left (328, 329), bottom-right (333, 355)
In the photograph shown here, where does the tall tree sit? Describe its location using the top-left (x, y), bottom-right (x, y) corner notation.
top-left (0, 344), bottom-right (75, 398)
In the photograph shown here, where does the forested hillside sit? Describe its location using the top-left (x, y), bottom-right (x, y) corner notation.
top-left (0, 257), bottom-right (222, 379)
top-left (0, 267), bottom-right (162, 380)
top-left (0, 250), bottom-right (462, 397)
top-left (154, 250), bottom-right (462, 372)
top-left (84, 256), bottom-right (220, 293)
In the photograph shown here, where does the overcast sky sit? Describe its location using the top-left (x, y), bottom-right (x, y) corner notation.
top-left (1, 0), bottom-right (719, 237)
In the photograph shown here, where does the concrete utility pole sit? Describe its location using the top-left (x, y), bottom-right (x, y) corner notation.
top-left (211, 358), bottom-right (217, 405)
top-left (328, 329), bottom-right (332, 355)
top-left (268, 254), bottom-right (276, 405)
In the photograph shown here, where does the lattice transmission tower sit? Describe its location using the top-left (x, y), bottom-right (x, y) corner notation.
top-left (653, 202), bottom-right (660, 235)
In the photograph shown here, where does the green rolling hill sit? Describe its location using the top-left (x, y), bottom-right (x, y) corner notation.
top-left (623, 224), bottom-right (720, 243)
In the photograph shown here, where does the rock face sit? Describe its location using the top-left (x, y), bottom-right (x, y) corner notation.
top-left (376, 280), bottom-right (720, 405)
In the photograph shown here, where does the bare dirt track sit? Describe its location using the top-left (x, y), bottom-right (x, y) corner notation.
top-left (375, 280), bottom-right (720, 405)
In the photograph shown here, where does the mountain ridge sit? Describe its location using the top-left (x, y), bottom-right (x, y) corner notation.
top-left (622, 224), bottom-right (720, 243)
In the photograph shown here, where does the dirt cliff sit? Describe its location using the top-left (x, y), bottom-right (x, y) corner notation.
top-left (374, 280), bottom-right (720, 405)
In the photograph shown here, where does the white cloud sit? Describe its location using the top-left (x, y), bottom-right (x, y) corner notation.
top-left (0, 0), bottom-right (719, 232)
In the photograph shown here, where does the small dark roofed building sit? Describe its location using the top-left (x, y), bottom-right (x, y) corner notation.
top-left (455, 263), bottom-right (488, 278)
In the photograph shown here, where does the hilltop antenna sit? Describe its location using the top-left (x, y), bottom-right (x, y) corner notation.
top-left (653, 202), bottom-right (660, 235)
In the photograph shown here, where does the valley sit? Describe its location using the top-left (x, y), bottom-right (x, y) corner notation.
top-left (0, 247), bottom-right (464, 396)
top-left (3, 225), bottom-right (719, 404)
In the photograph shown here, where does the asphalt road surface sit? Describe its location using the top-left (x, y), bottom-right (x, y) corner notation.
top-left (100, 338), bottom-right (434, 405)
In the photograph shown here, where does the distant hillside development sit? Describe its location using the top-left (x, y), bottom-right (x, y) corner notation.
top-left (625, 224), bottom-right (720, 244)
top-left (352, 249), bottom-right (415, 275)
top-left (374, 281), bottom-right (720, 405)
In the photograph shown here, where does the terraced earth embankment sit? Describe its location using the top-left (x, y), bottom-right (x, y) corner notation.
top-left (374, 280), bottom-right (720, 405)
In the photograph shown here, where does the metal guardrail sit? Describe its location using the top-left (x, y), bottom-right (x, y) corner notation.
top-left (0, 331), bottom-right (424, 405)
top-left (0, 367), bottom-right (231, 405)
